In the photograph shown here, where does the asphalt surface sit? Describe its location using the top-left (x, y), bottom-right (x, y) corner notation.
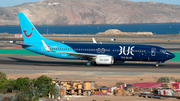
top-left (0, 54), bottom-right (180, 74)
top-left (0, 37), bottom-right (180, 75)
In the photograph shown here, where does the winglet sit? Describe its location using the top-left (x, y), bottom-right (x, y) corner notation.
top-left (92, 38), bottom-right (97, 43)
top-left (42, 40), bottom-right (51, 52)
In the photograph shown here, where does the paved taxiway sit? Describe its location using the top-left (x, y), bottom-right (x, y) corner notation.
top-left (0, 38), bottom-right (180, 75)
top-left (0, 54), bottom-right (180, 74)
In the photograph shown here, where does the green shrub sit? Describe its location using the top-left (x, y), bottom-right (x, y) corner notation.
top-left (6, 79), bottom-right (16, 93)
top-left (175, 78), bottom-right (180, 82)
top-left (157, 77), bottom-right (170, 83)
top-left (34, 75), bottom-right (56, 98)
top-left (0, 72), bottom-right (57, 100)
top-left (15, 77), bottom-right (31, 92)
top-left (0, 71), bottom-right (7, 85)
top-left (34, 75), bottom-right (52, 87)
top-left (0, 71), bottom-right (8, 93)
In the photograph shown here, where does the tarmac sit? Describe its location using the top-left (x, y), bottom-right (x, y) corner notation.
top-left (0, 37), bottom-right (180, 75)
top-left (0, 54), bottom-right (180, 74)
top-left (0, 37), bottom-right (180, 101)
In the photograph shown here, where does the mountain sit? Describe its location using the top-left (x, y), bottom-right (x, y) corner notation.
top-left (0, 0), bottom-right (180, 25)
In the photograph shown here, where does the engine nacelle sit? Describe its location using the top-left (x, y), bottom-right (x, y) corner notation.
top-left (95, 56), bottom-right (114, 65)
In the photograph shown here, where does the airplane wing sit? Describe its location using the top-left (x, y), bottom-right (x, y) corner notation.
top-left (58, 51), bottom-right (98, 58)
top-left (41, 40), bottom-right (103, 59)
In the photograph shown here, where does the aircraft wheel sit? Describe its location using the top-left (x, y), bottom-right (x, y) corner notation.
top-left (86, 62), bottom-right (91, 66)
top-left (91, 61), bottom-right (97, 66)
top-left (156, 64), bottom-right (159, 67)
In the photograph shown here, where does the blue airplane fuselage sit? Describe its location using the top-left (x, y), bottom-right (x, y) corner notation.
top-left (23, 41), bottom-right (175, 63)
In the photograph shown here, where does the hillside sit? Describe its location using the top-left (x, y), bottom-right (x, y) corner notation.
top-left (0, 0), bottom-right (180, 25)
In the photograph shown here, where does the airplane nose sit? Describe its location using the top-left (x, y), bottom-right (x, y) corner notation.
top-left (168, 52), bottom-right (175, 59)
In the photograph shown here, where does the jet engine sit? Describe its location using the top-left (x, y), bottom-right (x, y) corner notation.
top-left (95, 56), bottom-right (114, 65)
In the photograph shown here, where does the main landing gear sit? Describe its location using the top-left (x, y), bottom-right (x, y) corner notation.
top-left (86, 61), bottom-right (97, 66)
top-left (86, 62), bottom-right (91, 66)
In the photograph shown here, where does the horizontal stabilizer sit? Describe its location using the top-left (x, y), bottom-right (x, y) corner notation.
top-left (6, 41), bottom-right (33, 46)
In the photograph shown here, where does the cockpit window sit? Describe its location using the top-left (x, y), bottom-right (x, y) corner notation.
top-left (160, 49), bottom-right (167, 54)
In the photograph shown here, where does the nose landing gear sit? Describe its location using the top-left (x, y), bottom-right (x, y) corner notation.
top-left (156, 63), bottom-right (159, 67)
top-left (155, 61), bottom-right (165, 67)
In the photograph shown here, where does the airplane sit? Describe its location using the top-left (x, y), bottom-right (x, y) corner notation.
top-left (13, 13), bottom-right (175, 67)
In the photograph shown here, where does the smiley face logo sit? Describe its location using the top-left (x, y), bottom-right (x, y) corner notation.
top-left (23, 28), bottom-right (33, 37)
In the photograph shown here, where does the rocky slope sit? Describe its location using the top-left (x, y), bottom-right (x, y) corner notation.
top-left (0, 0), bottom-right (180, 25)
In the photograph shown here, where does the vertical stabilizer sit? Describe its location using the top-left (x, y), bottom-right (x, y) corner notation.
top-left (18, 13), bottom-right (44, 43)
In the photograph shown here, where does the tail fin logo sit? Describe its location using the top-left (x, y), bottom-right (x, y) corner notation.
top-left (23, 28), bottom-right (33, 37)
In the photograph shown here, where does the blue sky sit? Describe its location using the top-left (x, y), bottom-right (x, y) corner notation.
top-left (0, 0), bottom-right (180, 7)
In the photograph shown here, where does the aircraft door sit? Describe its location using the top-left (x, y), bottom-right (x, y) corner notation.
top-left (151, 47), bottom-right (156, 56)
